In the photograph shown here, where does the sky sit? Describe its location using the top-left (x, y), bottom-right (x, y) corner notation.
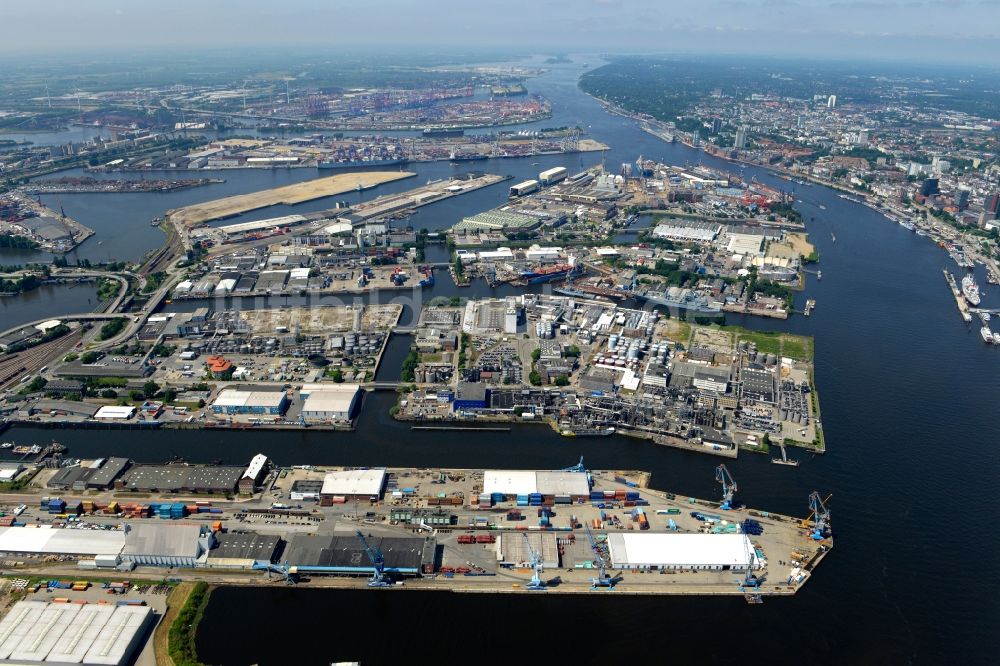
top-left (1, 0), bottom-right (999, 65)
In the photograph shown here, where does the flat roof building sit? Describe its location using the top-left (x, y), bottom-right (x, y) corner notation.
top-left (211, 389), bottom-right (289, 415)
top-left (0, 527), bottom-right (125, 558)
top-left (117, 464), bottom-right (244, 494)
top-left (483, 470), bottom-right (590, 499)
top-left (281, 533), bottom-right (432, 576)
top-left (607, 533), bottom-right (760, 571)
top-left (0, 601), bottom-right (153, 666)
top-left (320, 469), bottom-right (386, 500)
top-left (207, 531), bottom-right (281, 569)
top-left (300, 385), bottom-right (361, 422)
top-left (122, 523), bottom-right (212, 568)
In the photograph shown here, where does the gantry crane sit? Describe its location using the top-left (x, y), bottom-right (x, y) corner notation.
top-left (522, 533), bottom-right (546, 591)
top-left (800, 492), bottom-right (831, 540)
top-left (562, 456), bottom-right (585, 473)
top-left (585, 523), bottom-right (619, 589)
top-left (356, 530), bottom-right (392, 588)
top-left (716, 464), bottom-right (737, 510)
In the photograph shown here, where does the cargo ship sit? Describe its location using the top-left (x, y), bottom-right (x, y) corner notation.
top-left (519, 262), bottom-right (581, 285)
top-left (962, 274), bottom-right (981, 306)
top-left (317, 158), bottom-right (408, 170)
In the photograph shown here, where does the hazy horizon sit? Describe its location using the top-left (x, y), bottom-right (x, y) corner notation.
top-left (1, 0), bottom-right (999, 66)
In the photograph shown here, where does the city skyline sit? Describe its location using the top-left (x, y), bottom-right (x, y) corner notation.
top-left (1, 0), bottom-right (1000, 65)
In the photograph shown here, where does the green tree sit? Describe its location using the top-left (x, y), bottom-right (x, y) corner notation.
top-left (142, 381), bottom-right (160, 399)
top-left (101, 389), bottom-right (118, 399)
top-left (554, 375), bottom-right (570, 387)
top-left (531, 348), bottom-right (541, 362)
top-left (529, 370), bottom-right (542, 386)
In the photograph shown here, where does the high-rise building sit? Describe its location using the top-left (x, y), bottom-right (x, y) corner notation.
top-left (986, 192), bottom-right (1000, 218)
top-left (797, 116), bottom-right (805, 129)
top-left (827, 95), bottom-right (837, 109)
top-left (856, 129), bottom-right (869, 147)
top-left (691, 129), bottom-right (700, 147)
top-left (711, 118), bottom-right (722, 134)
top-left (735, 126), bottom-right (747, 150)
top-left (955, 188), bottom-right (970, 211)
top-left (920, 178), bottom-right (940, 198)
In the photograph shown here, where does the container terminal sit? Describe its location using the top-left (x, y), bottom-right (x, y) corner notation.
top-left (0, 454), bottom-right (832, 601)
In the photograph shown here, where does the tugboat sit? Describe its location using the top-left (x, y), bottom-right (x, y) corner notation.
top-left (771, 444), bottom-right (800, 467)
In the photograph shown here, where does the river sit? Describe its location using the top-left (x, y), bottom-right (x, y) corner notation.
top-left (1, 54), bottom-right (997, 665)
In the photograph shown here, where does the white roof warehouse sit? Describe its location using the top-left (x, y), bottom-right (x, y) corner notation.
top-left (607, 533), bottom-right (760, 571)
top-left (320, 469), bottom-right (386, 499)
top-left (483, 470), bottom-right (590, 498)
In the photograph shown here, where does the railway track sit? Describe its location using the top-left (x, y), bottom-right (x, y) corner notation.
top-left (0, 330), bottom-right (83, 392)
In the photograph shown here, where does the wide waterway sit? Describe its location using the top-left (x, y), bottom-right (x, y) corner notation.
top-left (2, 55), bottom-right (998, 665)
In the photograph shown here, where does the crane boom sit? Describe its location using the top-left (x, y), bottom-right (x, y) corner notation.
top-left (716, 464), bottom-right (737, 510)
top-left (585, 523), bottom-right (617, 588)
top-left (521, 533), bottom-right (546, 591)
top-left (356, 530), bottom-right (392, 587)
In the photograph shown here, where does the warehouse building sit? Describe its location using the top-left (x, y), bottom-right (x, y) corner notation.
top-left (607, 533), bottom-right (760, 571)
top-left (116, 464), bottom-right (244, 494)
top-left (238, 453), bottom-right (270, 494)
top-left (483, 469), bottom-right (590, 502)
top-left (48, 457), bottom-right (131, 491)
top-left (0, 527), bottom-right (125, 558)
top-left (93, 405), bottom-right (137, 421)
top-left (319, 469), bottom-right (386, 502)
top-left (496, 532), bottom-right (560, 569)
top-left (300, 384), bottom-right (361, 422)
top-left (121, 523), bottom-right (214, 568)
top-left (281, 533), bottom-right (433, 576)
top-left (207, 531), bottom-right (281, 569)
top-left (211, 388), bottom-right (289, 415)
top-left (290, 480), bottom-right (323, 502)
top-left (0, 601), bottom-right (153, 666)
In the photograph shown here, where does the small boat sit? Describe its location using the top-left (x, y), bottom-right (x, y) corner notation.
top-left (0, 442), bottom-right (12, 449)
top-left (816, 271), bottom-right (822, 281)
top-left (979, 312), bottom-right (991, 324)
top-left (818, 204), bottom-right (827, 210)
top-left (981, 326), bottom-right (994, 343)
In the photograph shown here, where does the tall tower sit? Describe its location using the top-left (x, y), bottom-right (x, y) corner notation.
top-left (827, 95), bottom-right (837, 109)
top-left (735, 126), bottom-right (747, 150)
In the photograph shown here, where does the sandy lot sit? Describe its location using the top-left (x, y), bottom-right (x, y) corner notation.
top-left (168, 171), bottom-right (415, 227)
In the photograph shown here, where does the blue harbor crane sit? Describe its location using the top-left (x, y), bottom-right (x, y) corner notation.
top-left (740, 536), bottom-right (764, 604)
top-left (355, 530), bottom-right (392, 588)
top-left (715, 464), bottom-right (737, 510)
top-left (562, 456), bottom-right (585, 473)
top-left (522, 533), bottom-right (547, 591)
top-left (802, 492), bottom-right (831, 541)
top-left (585, 523), bottom-right (620, 589)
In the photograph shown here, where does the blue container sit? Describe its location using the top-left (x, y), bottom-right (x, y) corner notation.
top-left (209, 508), bottom-right (223, 514)
top-left (625, 491), bottom-right (640, 500)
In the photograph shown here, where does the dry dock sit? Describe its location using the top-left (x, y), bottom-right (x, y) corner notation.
top-left (168, 170), bottom-right (416, 227)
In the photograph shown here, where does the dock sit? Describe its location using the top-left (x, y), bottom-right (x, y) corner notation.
top-left (943, 269), bottom-right (972, 323)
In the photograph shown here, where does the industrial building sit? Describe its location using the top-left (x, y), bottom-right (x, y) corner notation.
top-left (300, 384), bottom-right (361, 422)
top-left (496, 532), bottom-right (560, 569)
top-left (211, 388), bottom-right (289, 415)
top-left (280, 533), bottom-right (433, 576)
top-left (320, 469), bottom-right (386, 502)
top-left (0, 527), bottom-right (126, 558)
top-left (48, 457), bottom-right (132, 491)
top-left (238, 453), bottom-right (270, 494)
top-left (207, 531), bottom-right (281, 568)
top-left (93, 406), bottom-right (137, 421)
top-left (0, 601), bottom-right (153, 666)
top-left (607, 533), bottom-right (760, 571)
top-left (121, 523), bottom-right (214, 568)
top-left (116, 464), bottom-right (244, 494)
top-left (483, 470), bottom-right (590, 502)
